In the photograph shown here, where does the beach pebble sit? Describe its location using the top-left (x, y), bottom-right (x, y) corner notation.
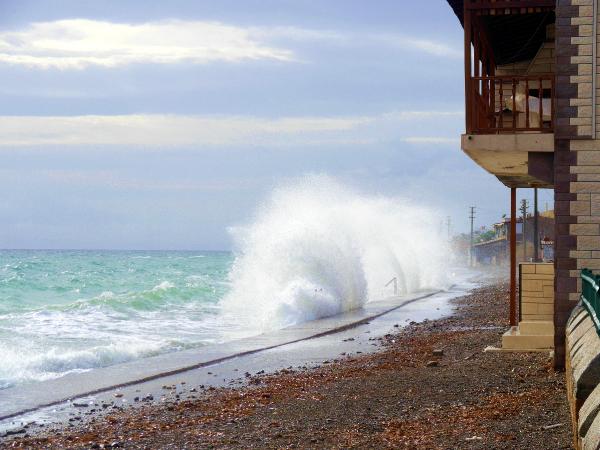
top-left (426, 360), bottom-right (439, 367)
top-left (432, 349), bottom-right (444, 356)
top-left (114, 393), bottom-right (123, 398)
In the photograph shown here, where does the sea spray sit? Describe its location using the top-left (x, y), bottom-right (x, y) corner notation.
top-left (0, 181), bottom-right (452, 389)
top-left (221, 176), bottom-right (451, 332)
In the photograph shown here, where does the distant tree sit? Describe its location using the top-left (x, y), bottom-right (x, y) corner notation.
top-left (475, 229), bottom-right (496, 243)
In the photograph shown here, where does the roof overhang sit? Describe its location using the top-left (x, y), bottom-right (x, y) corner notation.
top-left (446, 1), bottom-right (555, 65)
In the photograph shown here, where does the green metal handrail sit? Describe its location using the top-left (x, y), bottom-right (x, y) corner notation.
top-left (581, 269), bottom-right (600, 334)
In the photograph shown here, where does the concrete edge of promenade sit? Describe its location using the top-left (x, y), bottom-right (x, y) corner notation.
top-left (0, 289), bottom-right (444, 423)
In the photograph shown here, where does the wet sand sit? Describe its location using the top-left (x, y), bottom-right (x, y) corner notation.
top-left (1, 281), bottom-right (571, 449)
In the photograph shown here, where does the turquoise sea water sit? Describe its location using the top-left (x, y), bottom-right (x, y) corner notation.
top-left (0, 250), bottom-right (234, 389)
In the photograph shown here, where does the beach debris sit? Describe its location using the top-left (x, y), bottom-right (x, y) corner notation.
top-left (426, 360), bottom-right (439, 367)
top-left (72, 402), bottom-right (89, 408)
top-left (432, 349), bottom-right (444, 357)
top-left (465, 436), bottom-right (483, 441)
top-left (143, 394), bottom-right (154, 401)
top-left (114, 393), bottom-right (123, 398)
top-left (542, 423), bottom-right (564, 430)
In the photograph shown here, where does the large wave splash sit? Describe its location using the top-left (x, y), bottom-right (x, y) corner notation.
top-left (221, 176), bottom-right (451, 332)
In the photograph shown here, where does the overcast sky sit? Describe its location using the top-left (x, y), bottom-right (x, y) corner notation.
top-left (0, 0), bottom-right (553, 250)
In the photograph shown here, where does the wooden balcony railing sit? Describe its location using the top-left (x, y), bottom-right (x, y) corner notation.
top-left (468, 74), bottom-right (554, 134)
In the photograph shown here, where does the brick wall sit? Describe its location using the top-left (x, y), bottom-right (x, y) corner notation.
top-left (556, 0), bottom-right (600, 368)
top-left (555, 0), bottom-right (588, 368)
top-left (520, 263), bottom-right (555, 321)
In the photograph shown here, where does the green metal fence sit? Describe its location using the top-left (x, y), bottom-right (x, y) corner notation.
top-left (581, 269), bottom-right (600, 333)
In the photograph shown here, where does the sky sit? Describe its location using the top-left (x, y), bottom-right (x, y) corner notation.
top-left (0, 0), bottom-right (553, 250)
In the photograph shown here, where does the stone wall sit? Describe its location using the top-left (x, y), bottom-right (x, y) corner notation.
top-left (555, 0), bottom-right (585, 368)
top-left (521, 263), bottom-right (555, 321)
top-left (554, 0), bottom-right (600, 368)
top-left (565, 304), bottom-right (600, 449)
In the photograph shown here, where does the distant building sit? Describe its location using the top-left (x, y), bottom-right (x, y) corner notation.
top-left (472, 211), bottom-right (554, 265)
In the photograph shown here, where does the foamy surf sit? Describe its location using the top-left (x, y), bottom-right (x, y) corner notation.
top-left (221, 175), bottom-right (452, 333)
top-left (0, 177), bottom-right (455, 390)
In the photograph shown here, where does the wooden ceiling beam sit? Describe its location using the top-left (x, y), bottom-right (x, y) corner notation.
top-left (465, 1), bottom-right (555, 10)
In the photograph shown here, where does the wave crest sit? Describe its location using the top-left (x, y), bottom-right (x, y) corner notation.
top-left (221, 176), bottom-right (450, 332)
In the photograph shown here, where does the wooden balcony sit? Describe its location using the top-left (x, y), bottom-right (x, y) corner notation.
top-left (469, 74), bottom-right (554, 134)
top-left (463, 73), bottom-right (555, 188)
top-left (451, 0), bottom-right (556, 188)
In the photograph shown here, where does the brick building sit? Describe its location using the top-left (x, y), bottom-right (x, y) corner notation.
top-left (446, 0), bottom-right (600, 368)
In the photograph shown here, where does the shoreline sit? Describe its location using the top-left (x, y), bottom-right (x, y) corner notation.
top-left (0, 281), bottom-right (468, 433)
top-left (3, 273), bottom-right (571, 449)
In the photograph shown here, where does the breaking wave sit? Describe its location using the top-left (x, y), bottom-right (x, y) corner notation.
top-left (221, 176), bottom-right (451, 332)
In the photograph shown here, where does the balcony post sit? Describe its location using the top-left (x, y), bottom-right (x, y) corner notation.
top-left (533, 187), bottom-right (539, 262)
top-left (464, 5), bottom-right (472, 133)
top-left (510, 187), bottom-right (517, 327)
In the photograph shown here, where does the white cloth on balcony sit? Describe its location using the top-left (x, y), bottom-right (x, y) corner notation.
top-left (508, 96), bottom-right (552, 121)
top-left (504, 85), bottom-right (552, 127)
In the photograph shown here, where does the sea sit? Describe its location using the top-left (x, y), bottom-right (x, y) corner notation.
top-left (0, 250), bottom-right (237, 390)
top-left (0, 176), bottom-right (454, 391)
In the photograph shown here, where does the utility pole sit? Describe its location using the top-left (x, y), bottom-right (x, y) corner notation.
top-left (446, 216), bottom-right (451, 241)
top-left (520, 199), bottom-right (529, 261)
top-left (469, 206), bottom-right (476, 267)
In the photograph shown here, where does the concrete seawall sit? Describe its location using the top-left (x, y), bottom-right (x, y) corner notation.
top-left (566, 304), bottom-right (600, 449)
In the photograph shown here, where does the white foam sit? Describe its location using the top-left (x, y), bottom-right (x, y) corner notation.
top-left (221, 175), bottom-right (452, 333)
top-left (151, 281), bottom-right (175, 292)
top-left (0, 339), bottom-right (166, 388)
